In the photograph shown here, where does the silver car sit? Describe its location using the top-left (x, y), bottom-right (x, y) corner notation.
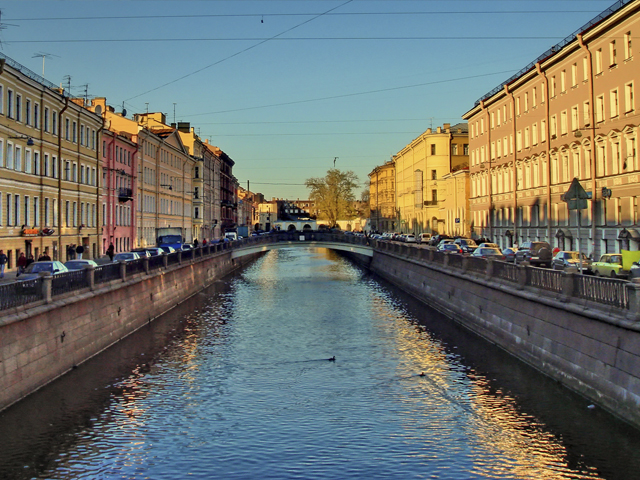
top-left (20, 261), bottom-right (68, 280)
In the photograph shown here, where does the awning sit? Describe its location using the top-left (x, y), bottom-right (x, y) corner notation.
top-left (618, 228), bottom-right (640, 240)
top-left (555, 228), bottom-right (572, 238)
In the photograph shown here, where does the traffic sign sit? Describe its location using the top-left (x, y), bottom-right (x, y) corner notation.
top-left (563, 178), bottom-right (590, 210)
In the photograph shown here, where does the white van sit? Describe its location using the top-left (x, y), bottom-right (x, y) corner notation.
top-left (417, 233), bottom-right (432, 244)
top-left (224, 232), bottom-right (238, 241)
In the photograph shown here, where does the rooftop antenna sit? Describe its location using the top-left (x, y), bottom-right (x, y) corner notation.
top-left (333, 157), bottom-right (338, 168)
top-left (32, 52), bottom-right (59, 77)
top-left (63, 75), bottom-right (71, 94)
top-left (173, 103), bottom-right (176, 124)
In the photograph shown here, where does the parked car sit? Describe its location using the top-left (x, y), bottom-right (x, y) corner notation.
top-left (630, 262), bottom-right (640, 280)
top-left (113, 252), bottom-right (141, 262)
top-left (417, 233), bottom-right (432, 244)
top-left (592, 253), bottom-right (627, 278)
top-left (158, 246), bottom-right (177, 254)
top-left (429, 234), bottom-right (450, 246)
top-left (436, 239), bottom-right (455, 250)
top-left (478, 243), bottom-right (500, 249)
top-left (132, 248), bottom-right (152, 258)
top-left (143, 247), bottom-right (166, 256)
top-left (19, 261), bottom-right (68, 280)
top-left (405, 234), bottom-right (417, 243)
top-left (515, 241), bottom-right (552, 267)
top-left (551, 251), bottom-right (592, 273)
top-left (454, 238), bottom-right (478, 253)
top-left (64, 259), bottom-right (98, 271)
top-left (438, 243), bottom-right (463, 254)
top-left (502, 247), bottom-right (519, 263)
top-left (471, 247), bottom-right (505, 260)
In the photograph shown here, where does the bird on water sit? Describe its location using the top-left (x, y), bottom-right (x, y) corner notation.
top-left (328, 356), bottom-right (336, 361)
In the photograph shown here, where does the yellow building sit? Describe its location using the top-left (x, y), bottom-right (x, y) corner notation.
top-left (0, 53), bottom-right (103, 266)
top-left (440, 167), bottom-right (471, 237)
top-left (393, 123), bottom-right (468, 235)
top-left (368, 160), bottom-right (396, 232)
top-left (463, 0), bottom-right (640, 255)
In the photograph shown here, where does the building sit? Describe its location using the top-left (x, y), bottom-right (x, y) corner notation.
top-left (440, 167), bottom-right (471, 237)
top-left (257, 199), bottom-right (317, 231)
top-left (393, 123), bottom-right (469, 235)
top-left (368, 160), bottom-right (396, 233)
top-left (463, 0), bottom-right (640, 255)
top-left (100, 128), bottom-right (138, 254)
top-left (0, 53), bottom-right (103, 266)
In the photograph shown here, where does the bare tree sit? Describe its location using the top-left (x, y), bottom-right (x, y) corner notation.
top-left (305, 169), bottom-right (359, 227)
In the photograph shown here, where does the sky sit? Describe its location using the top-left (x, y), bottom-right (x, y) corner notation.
top-left (0, 0), bottom-right (620, 200)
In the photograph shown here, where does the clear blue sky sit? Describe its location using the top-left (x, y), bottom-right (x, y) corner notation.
top-left (1, 0), bottom-right (617, 200)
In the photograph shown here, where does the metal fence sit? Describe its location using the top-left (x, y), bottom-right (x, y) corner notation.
top-left (466, 256), bottom-right (488, 275)
top-left (528, 268), bottom-right (563, 294)
top-left (0, 278), bottom-right (44, 309)
top-left (95, 263), bottom-right (122, 285)
top-left (52, 270), bottom-right (87, 296)
top-left (493, 261), bottom-right (519, 283)
top-left (575, 274), bottom-right (629, 309)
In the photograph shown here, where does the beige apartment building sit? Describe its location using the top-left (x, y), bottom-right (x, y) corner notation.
top-left (393, 123), bottom-right (469, 235)
top-left (368, 160), bottom-right (396, 233)
top-left (0, 53), bottom-right (103, 266)
top-left (463, 0), bottom-right (640, 255)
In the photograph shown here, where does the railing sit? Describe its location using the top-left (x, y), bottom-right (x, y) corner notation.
top-left (0, 278), bottom-right (44, 309)
top-left (0, 231), bottom-right (637, 316)
top-left (52, 270), bottom-right (87, 296)
top-left (575, 274), bottom-right (629, 309)
top-left (528, 268), bottom-right (563, 294)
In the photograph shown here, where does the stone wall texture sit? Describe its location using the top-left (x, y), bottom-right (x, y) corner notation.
top-left (0, 251), bottom-right (261, 411)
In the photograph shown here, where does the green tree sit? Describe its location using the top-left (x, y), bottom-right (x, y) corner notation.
top-left (305, 169), bottom-right (359, 227)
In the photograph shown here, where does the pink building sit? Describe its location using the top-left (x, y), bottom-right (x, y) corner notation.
top-left (101, 129), bottom-right (138, 254)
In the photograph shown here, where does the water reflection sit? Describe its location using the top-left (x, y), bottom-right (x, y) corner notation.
top-left (0, 247), bottom-right (639, 479)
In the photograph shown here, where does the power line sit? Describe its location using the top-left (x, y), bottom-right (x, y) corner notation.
top-left (4, 11), bottom-right (603, 21)
top-left (9, 35), bottom-right (568, 44)
top-left (125, 0), bottom-right (354, 101)
top-left (185, 69), bottom-right (515, 116)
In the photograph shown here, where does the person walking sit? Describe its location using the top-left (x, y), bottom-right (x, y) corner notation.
top-left (0, 250), bottom-right (7, 279)
top-left (67, 244), bottom-right (75, 261)
top-left (26, 254), bottom-right (35, 268)
top-left (76, 244), bottom-right (85, 259)
top-left (16, 252), bottom-right (27, 276)
top-left (193, 238), bottom-right (199, 248)
top-left (107, 243), bottom-right (115, 262)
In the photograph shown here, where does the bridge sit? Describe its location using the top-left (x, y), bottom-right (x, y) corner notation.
top-left (230, 232), bottom-right (374, 259)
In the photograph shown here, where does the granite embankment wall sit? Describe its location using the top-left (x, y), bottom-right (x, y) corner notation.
top-left (0, 250), bottom-right (262, 411)
top-left (344, 248), bottom-right (640, 428)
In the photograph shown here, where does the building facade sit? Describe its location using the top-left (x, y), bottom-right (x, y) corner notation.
top-left (463, 0), bottom-right (640, 255)
top-left (393, 123), bottom-right (469, 235)
top-left (0, 53), bottom-right (103, 267)
top-left (368, 161), bottom-right (396, 233)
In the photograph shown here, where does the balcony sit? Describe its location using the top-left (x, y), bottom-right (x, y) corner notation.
top-left (118, 188), bottom-right (133, 202)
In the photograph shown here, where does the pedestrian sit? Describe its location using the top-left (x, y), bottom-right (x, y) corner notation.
top-left (76, 244), bottom-right (85, 259)
top-left (26, 254), bottom-right (35, 268)
top-left (202, 238), bottom-right (207, 247)
top-left (67, 244), bottom-right (75, 261)
top-left (39, 250), bottom-right (51, 261)
top-left (0, 250), bottom-right (7, 279)
top-left (193, 238), bottom-right (199, 248)
top-left (107, 243), bottom-right (115, 262)
top-left (16, 252), bottom-right (27, 276)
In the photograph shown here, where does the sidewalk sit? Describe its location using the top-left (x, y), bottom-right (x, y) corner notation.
top-left (0, 256), bottom-right (112, 286)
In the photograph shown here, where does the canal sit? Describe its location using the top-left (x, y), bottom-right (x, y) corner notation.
top-left (1, 247), bottom-right (640, 479)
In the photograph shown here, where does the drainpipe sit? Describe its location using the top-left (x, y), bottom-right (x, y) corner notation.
top-left (535, 62), bottom-right (553, 244)
top-left (504, 85), bottom-right (518, 244)
top-left (57, 96), bottom-right (70, 261)
top-left (578, 34), bottom-right (598, 254)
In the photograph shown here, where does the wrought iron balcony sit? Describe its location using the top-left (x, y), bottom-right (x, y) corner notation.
top-left (118, 187), bottom-right (133, 202)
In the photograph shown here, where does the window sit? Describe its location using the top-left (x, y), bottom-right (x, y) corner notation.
top-left (15, 94), bottom-right (21, 122)
top-left (610, 89), bottom-right (619, 118)
top-left (451, 144), bottom-right (458, 155)
top-left (52, 111), bottom-right (57, 135)
top-left (7, 89), bottom-right (13, 118)
top-left (34, 103), bottom-right (39, 129)
top-left (583, 57), bottom-right (589, 81)
top-left (25, 99), bottom-right (31, 125)
top-left (65, 201), bottom-right (70, 227)
top-left (516, 130), bottom-right (522, 151)
top-left (524, 127), bottom-right (530, 148)
top-left (596, 95), bottom-right (605, 123)
top-left (610, 40), bottom-right (617, 66)
top-left (516, 97), bottom-right (521, 115)
top-left (571, 106), bottom-right (579, 131)
top-left (595, 49), bottom-right (603, 74)
top-left (625, 31), bottom-right (633, 60)
top-left (430, 144), bottom-right (436, 155)
top-left (431, 169), bottom-right (437, 180)
top-left (525, 92), bottom-right (529, 111)
top-left (584, 101), bottom-right (591, 126)
top-left (15, 146), bottom-right (21, 171)
top-left (72, 121), bottom-right (77, 143)
top-left (80, 125), bottom-right (84, 145)
top-left (541, 120), bottom-right (547, 142)
top-left (52, 155), bottom-right (57, 178)
top-left (532, 123), bottom-right (538, 145)
top-left (497, 109), bottom-right (501, 125)
top-left (25, 149), bottom-right (32, 174)
top-left (625, 82), bottom-right (635, 113)
top-left (65, 118), bottom-right (70, 140)
top-left (572, 63), bottom-right (578, 87)
top-left (550, 76), bottom-right (556, 97)
top-left (0, 139), bottom-right (3, 167)
top-left (550, 115), bottom-right (557, 138)
top-left (44, 198), bottom-right (50, 226)
top-left (44, 107), bottom-right (49, 132)
top-left (14, 195), bottom-right (20, 226)
top-left (24, 196), bottom-right (29, 226)
top-left (6, 194), bottom-right (10, 226)
top-left (72, 163), bottom-right (77, 182)
top-left (0, 85), bottom-right (3, 114)
top-left (561, 70), bottom-right (566, 93)
top-left (532, 87), bottom-right (537, 107)
top-left (560, 111), bottom-right (568, 135)
top-left (463, 144), bottom-right (469, 155)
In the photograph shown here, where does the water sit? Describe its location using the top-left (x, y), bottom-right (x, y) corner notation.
top-left (1, 247), bottom-right (640, 480)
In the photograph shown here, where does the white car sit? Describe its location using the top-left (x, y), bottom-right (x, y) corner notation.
top-left (405, 234), bottom-right (417, 243)
top-left (417, 233), bottom-right (432, 244)
top-left (64, 259), bottom-right (98, 271)
top-left (113, 252), bottom-right (141, 262)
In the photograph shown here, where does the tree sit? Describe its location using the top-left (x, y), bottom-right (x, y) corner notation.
top-left (305, 169), bottom-right (359, 227)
